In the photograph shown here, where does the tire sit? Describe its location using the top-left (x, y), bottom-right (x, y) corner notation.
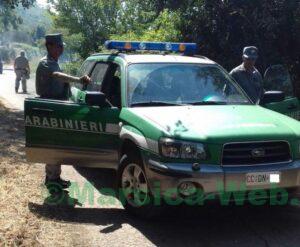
top-left (117, 153), bottom-right (165, 219)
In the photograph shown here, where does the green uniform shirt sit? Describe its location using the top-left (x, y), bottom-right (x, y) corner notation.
top-left (36, 55), bottom-right (69, 100)
top-left (230, 64), bottom-right (264, 103)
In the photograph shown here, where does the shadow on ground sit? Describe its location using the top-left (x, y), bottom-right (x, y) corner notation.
top-left (75, 167), bottom-right (117, 192)
top-left (29, 167), bottom-right (300, 247)
top-left (28, 201), bottom-right (300, 247)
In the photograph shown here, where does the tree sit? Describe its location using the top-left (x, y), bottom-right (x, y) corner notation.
top-left (1, 0), bottom-right (36, 9)
top-left (0, 0), bottom-right (36, 31)
top-left (49, 0), bottom-right (120, 57)
top-left (111, 9), bottom-right (180, 42)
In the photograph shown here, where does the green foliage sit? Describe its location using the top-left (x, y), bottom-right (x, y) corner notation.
top-left (49, 0), bottom-right (120, 57)
top-left (0, 0), bottom-right (36, 31)
top-left (0, 2), bottom-right (52, 45)
top-left (13, 42), bottom-right (41, 58)
top-left (0, 46), bottom-right (16, 62)
top-left (61, 60), bottom-right (83, 76)
top-left (115, 0), bottom-right (157, 37)
top-left (0, 0), bottom-right (36, 9)
top-left (17, 4), bottom-right (53, 34)
top-left (0, 8), bottom-right (22, 31)
top-left (111, 9), bottom-right (181, 42)
top-left (0, 42), bottom-right (42, 63)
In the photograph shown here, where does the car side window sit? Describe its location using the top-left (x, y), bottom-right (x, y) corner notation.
top-left (101, 63), bottom-right (122, 108)
top-left (87, 63), bottom-right (110, 91)
top-left (74, 60), bottom-right (95, 90)
top-left (264, 65), bottom-right (294, 98)
top-left (108, 66), bottom-right (122, 108)
top-left (78, 60), bottom-right (94, 77)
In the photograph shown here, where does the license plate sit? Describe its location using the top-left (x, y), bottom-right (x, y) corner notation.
top-left (246, 172), bottom-right (281, 186)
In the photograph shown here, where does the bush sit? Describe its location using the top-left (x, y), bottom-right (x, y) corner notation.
top-left (13, 42), bottom-right (42, 60)
top-left (0, 46), bottom-right (15, 63)
top-left (0, 43), bottom-right (43, 64)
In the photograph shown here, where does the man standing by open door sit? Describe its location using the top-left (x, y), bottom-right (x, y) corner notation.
top-left (230, 46), bottom-right (264, 104)
top-left (36, 34), bottom-right (90, 193)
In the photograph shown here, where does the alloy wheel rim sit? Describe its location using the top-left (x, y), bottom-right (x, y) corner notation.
top-left (121, 163), bottom-right (149, 207)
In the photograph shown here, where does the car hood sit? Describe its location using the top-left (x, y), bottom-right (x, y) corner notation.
top-left (128, 105), bottom-right (300, 143)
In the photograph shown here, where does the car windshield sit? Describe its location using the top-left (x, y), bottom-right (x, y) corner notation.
top-left (127, 63), bottom-right (251, 107)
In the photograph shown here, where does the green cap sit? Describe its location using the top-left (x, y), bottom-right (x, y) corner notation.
top-left (243, 46), bottom-right (258, 60)
top-left (45, 33), bottom-right (64, 46)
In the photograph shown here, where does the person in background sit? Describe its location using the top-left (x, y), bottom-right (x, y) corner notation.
top-left (230, 46), bottom-right (264, 103)
top-left (36, 33), bottom-right (91, 193)
top-left (14, 51), bottom-right (30, 93)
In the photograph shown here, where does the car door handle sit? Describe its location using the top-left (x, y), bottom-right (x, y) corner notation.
top-left (287, 104), bottom-right (297, 110)
top-left (32, 108), bottom-right (54, 113)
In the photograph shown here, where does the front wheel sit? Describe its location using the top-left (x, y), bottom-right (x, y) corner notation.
top-left (117, 154), bottom-right (164, 219)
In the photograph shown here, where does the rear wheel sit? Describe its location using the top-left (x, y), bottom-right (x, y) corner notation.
top-left (117, 153), bottom-right (164, 219)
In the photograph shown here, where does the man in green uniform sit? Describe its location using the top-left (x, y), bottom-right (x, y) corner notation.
top-left (36, 34), bottom-right (91, 191)
top-left (14, 51), bottom-right (30, 93)
top-left (230, 46), bottom-right (264, 103)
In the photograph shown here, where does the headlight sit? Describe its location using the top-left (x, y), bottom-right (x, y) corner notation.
top-left (159, 138), bottom-right (207, 160)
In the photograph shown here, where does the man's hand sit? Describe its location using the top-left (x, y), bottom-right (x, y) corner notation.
top-left (80, 75), bottom-right (91, 85)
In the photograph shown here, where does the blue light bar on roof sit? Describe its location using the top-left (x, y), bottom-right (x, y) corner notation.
top-left (104, 40), bottom-right (198, 54)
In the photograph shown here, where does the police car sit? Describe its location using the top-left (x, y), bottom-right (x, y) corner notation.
top-left (25, 41), bottom-right (300, 217)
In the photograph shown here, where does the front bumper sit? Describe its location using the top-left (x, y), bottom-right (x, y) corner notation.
top-left (144, 158), bottom-right (300, 196)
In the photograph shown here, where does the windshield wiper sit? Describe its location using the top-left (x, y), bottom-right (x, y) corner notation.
top-left (131, 101), bottom-right (185, 107)
top-left (189, 101), bottom-right (228, 105)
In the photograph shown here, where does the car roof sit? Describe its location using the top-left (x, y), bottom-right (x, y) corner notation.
top-left (120, 54), bottom-right (215, 64)
top-left (90, 53), bottom-right (216, 65)
top-left (123, 54), bottom-right (214, 64)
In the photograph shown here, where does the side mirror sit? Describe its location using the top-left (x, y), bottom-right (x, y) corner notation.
top-left (260, 91), bottom-right (285, 105)
top-left (85, 91), bottom-right (106, 106)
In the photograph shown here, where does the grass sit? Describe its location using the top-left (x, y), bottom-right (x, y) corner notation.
top-left (0, 101), bottom-right (78, 246)
top-left (0, 102), bottom-right (41, 246)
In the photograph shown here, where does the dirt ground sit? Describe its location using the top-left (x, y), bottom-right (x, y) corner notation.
top-left (0, 101), bottom-right (90, 246)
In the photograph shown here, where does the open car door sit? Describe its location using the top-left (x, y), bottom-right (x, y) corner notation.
top-left (263, 65), bottom-right (300, 120)
top-left (25, 59), bottom-right (121, 168)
